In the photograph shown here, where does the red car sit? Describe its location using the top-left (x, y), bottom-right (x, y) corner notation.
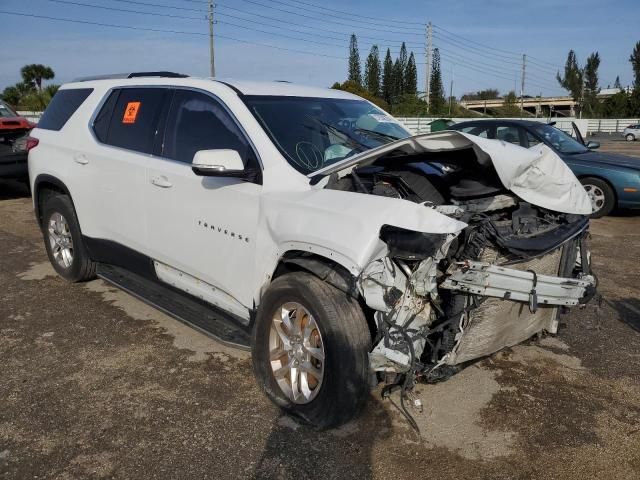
top-left (0, 100), bottom-right (36, 180)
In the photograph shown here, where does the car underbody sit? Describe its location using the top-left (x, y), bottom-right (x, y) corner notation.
top-left (322, 133), bottom-right (597, 387)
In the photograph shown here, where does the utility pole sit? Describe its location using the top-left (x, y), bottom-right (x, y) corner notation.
top-left (448, 65), bottom-right (454, 116)
top-left (520, 54), bottom-right (526, 118)
top-left (208, 0), bottom-right (215, 77)
top-left (425, 22), bottom-right (432, 112)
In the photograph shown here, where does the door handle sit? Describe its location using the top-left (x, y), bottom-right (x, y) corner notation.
top-left (74, 154), bottom-right (88, 165)
top-left (150, 175), bottom-right (172, 188)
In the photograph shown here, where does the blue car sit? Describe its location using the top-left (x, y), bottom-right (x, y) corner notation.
top-left (449, 119), bottom-right (640, 218)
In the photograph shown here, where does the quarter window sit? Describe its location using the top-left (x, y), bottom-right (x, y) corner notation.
top-left (38, 88), bottom-right (93, 131)
top-left (102, 88), bottom-right (168, 154)
top-left (526, 131), bottom-right (542, 148)
top-left (496, 126), bottom-right (521, 145)
top-left (162, 90), bottom-right (250, 164)
top-left (460, 125), bottom-right (491, 139)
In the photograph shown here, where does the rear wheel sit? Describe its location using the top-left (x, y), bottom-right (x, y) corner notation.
top-left (42, 195), bottom-right (96, 282)
top-left (580, 177), bottom-right (615, 218)
top-left (252, 272), bottom-right (371, 428)
top-left (626, 134), bottom-right (635, 142)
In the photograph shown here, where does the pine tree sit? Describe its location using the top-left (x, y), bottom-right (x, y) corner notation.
top-left (614, 75), bottom-right (623, 91)
top-left (630, 41), bottom-right (640, 115)
top-left (392, 58), bottom-right (404, 99)
top-left (556, 50), bottom-right (584, 116)
top-left (381, 48), bottom-right (394, 104)
top-left (428, 48), bottom-right (446, 114)
top-left (364, 45), bottom-right (381, 97)
top-left (583, 52), bottom-right (601, 117)
top-left (404, 52), bottom-right (418, 95)
top-left (348, 34), bottom-right (362, 87)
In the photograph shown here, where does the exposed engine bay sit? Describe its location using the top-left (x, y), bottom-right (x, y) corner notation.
top-left (324, 144), bottom-right (596, 389)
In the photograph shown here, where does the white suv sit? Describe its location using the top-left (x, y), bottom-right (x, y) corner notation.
top-left (28, 72), bottom-right (597, 428)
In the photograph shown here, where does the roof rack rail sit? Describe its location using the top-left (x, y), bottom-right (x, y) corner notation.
top-left (127, 71), bottom-right (189, 79)
top-left (73, 71), bottom-right (189, 82)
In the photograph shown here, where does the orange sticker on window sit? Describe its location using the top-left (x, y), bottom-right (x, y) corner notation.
top-left (122, 101), bottom-right (141, 124)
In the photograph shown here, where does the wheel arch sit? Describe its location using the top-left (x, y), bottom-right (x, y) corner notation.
top-left (268, 249), bottom-right (378, 346)
top-left (33, 174), bottom-right (76, 226)
top-left (272, 250), bottom-right (359, 297)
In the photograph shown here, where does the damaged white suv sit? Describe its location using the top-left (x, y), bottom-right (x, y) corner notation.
top-left (29, 73), bottom-right (597, 428)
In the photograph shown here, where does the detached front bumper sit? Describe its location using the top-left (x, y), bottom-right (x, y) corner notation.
top-left (441, 260), bottom-right (595, 309)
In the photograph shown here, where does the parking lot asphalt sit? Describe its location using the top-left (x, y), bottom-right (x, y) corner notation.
top-left (1, 139), bottom-right (640, 479)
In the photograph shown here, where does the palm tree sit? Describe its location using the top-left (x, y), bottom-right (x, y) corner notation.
top-left (20, 64), bottom-right (55, 92)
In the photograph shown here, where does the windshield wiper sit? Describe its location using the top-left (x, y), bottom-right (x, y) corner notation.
top-left (354, 127), bottom-right (400, 143)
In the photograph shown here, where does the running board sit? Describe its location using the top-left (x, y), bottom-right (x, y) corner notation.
top-left (96, 263), bottom-right (251, 350)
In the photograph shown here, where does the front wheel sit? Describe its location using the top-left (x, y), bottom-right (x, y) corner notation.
top-left (581, 177), bottom-right (615, 218)
top-left (626, 134), bottom-right (635, 142)
top-left (252, 272), bottom-right (371, 428)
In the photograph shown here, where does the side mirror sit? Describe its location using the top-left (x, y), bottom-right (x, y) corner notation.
top-left (585, 140), bottom-right (600, 150)
top-left (191, 149), bottom-right (245, 177)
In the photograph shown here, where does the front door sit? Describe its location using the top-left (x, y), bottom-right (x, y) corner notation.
top-left (144, 89), bottom-right (261, 319)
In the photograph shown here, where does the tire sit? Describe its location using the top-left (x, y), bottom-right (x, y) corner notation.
top-left (42, 194), bottom-right (96, 282)
top-left (252, 272), bottom-right (371, 428)
top-left (580, 177), bottom-right (615, 219)
top-left (626, 134), bottom-right (635, 142)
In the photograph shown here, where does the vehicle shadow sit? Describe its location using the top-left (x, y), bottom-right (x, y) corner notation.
top-left (251, 396), bottom-right (393, 479)
top-left (606, 298), bottom-right (640, 333)
top-left (0, 179), bottom-right (30, 200)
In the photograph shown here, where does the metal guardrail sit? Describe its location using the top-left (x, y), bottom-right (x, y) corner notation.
top-left (395, 117), bottom-right (582, 135)
top-left (396, 117), bottom-right (639, 135)
top-left (17, 111), bottom-right (42, 123)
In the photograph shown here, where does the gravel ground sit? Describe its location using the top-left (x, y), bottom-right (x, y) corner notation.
top-left (1, 146), bottom-right (639, 479)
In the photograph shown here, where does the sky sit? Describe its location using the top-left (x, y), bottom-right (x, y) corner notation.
top-left (1, 0), bottom-right (639, 98)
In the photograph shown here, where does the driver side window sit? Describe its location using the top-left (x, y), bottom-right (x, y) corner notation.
top-left (162, 90), bottom-right (251, 165)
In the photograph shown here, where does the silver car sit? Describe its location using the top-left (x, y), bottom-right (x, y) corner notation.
top-left (624, 124), bottom-right (640, 141)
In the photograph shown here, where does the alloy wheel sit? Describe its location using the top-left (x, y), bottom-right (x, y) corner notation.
top-left (48, 212), bottom-right (74, 268)
top-left (268, 302), bottom-right (325, 404)
top-left (583, 184), bottom-right (606, 213)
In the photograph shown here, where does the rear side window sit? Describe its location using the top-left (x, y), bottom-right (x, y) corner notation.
top-left (38, 88), bottom-right (93, 131)
top-left (100, 88), bottom-right (168, 154)
top-left (496, 125), bottom-right (521, 145)
top-left (162, 89), bottom-right (250, 164)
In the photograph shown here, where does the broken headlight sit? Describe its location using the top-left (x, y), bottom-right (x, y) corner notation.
top-left (379, 225), bottom-right (447, 261)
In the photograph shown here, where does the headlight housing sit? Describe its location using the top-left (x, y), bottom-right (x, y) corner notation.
top-left (379, 225), bottom-right (447, 261)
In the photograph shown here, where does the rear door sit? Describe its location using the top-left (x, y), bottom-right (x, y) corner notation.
top-left (85, 86), bottom-right (170, 254)
top-left (144, 88), bottom-right (261, 318)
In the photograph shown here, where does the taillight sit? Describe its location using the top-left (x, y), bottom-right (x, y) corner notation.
top-left (26, 136), bottom-right (39, 151)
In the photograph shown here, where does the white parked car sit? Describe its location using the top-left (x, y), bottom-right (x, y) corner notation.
top-left (623, 124), bottom-right (639, 141)
top-left (28, 73), bottom-right (597, 428)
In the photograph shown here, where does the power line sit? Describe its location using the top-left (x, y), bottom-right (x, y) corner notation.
top-left (43, 0), bottom-right (204, 20)
top-left (218, 0), bottom-right (424, 36)
top-left (433, 24), bottom-right (563, 73)
top-left (215, 3), bottom-right (424, 47)
top-left (257, 0), bottom-right (425, 28)
top-left (436, 45), bottom-right (559, 90)
top-left (0, 10), bottom-right (347, 60)
top-left (107, 0), bottom-right (205, 13)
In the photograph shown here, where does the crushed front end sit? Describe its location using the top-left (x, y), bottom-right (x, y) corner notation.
top-left (358, 196), bottom-right (596, 384)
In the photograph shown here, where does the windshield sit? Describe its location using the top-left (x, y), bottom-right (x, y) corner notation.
top-left (0, 101), bottom-right (18, 118)
top-left (531, 124), bottom-right (589, 154)
top-left (244, 95), bottom-right (410, 174)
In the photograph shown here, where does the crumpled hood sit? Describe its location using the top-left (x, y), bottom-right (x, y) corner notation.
top-left (567, 151), bottom-right (640, 171)
top-left (314, 130), bottom-right (592, 215)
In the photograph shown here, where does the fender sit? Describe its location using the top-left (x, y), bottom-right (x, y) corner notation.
top-left (33, 174), bottom-right (75, 224)
top-left (274, 250), bottom-right (359, 297)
